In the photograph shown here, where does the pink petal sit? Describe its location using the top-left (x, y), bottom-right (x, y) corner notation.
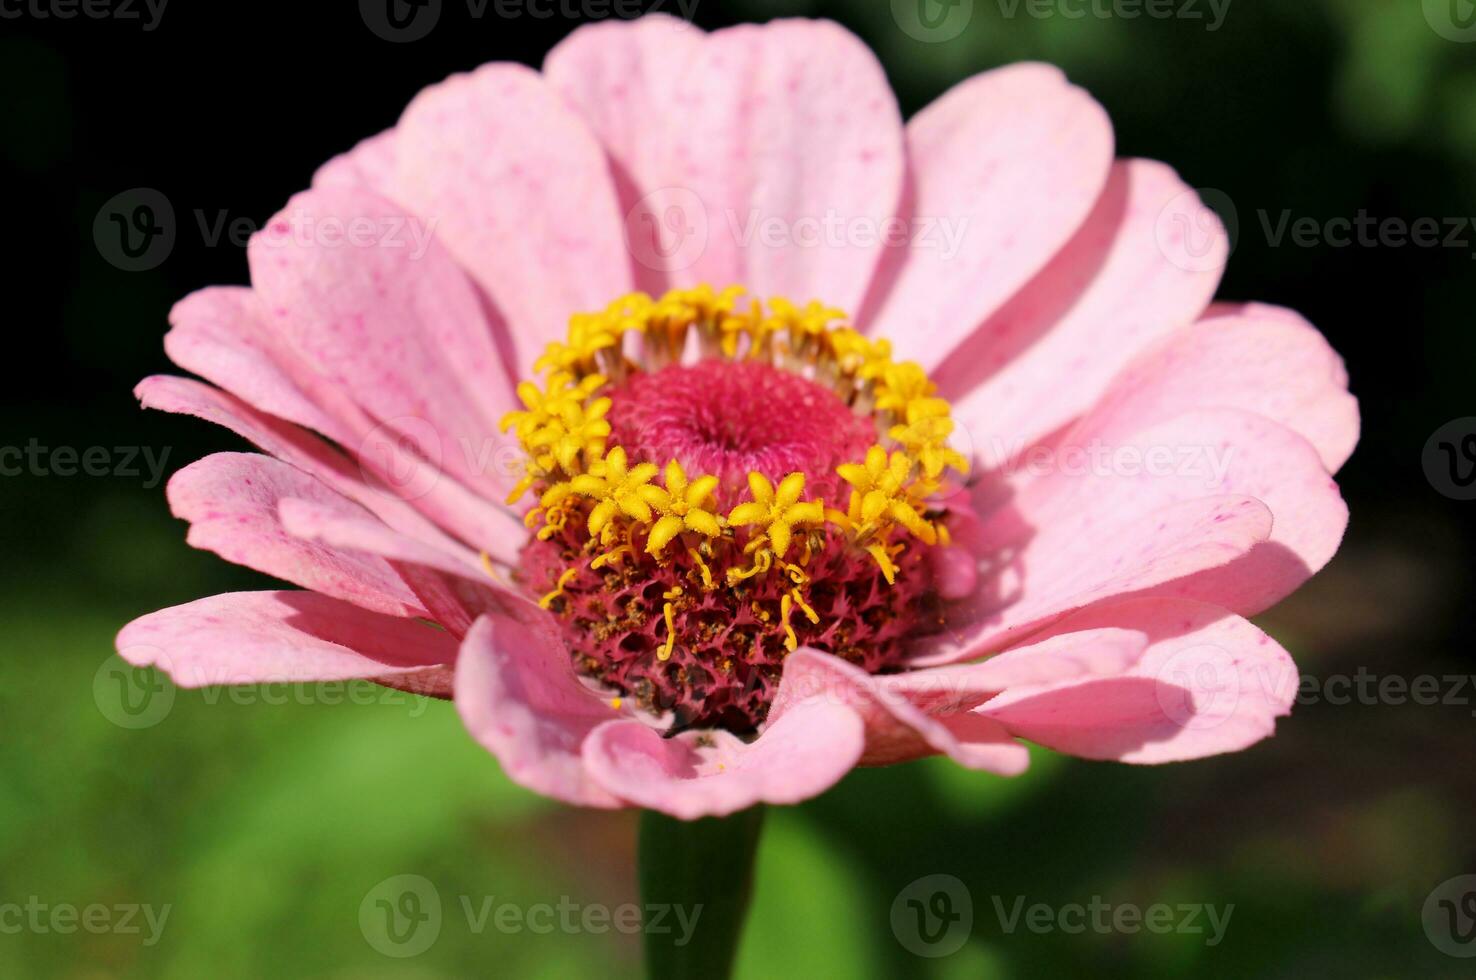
top-left (134, 376), bottom-right (515, 562)
top-left (884, 627), bottom-right (1149, 713)
top-left (117, 591), bottom-right (457, 687)
top-left (394, 63), bottom-right (632, 365)
top-left (312, 128), bottom-right (400, 199)
top-left (545, 16), bottom-right (905, 312)
top-left (771, 650), bottom-right (1030, 773)
top-left (944, 160), bottom-right (1225, 451)
top-left (246, 185), bottom-right (520, 504)
top-left (920, 494), bottom-right (1273, 663)
top-left (978, 597), bottom-right (1299, 762)
top-left (582, 702), bottom-right (866, 820)
top-left (165, 286), bottom-right (350, 443)
top-left (1081, 303), bottom-right (1359, 473)
top-left (864, 63), bottom-right (1114, 371)
top-left (454, 613), bottom-right (624, 809)
top-left (168, 452), bottom-right (426, 618)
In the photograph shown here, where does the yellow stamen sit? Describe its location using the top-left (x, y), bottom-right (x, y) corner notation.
top-left (539, 566), bottom-right (580, 609)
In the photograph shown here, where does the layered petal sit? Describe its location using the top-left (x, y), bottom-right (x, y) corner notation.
top-left (394, 63), bottom-right (632, 364)
top-left (581, 702), bottom-right (866, 820)
top-left (1080, 303), bottom-right (1359, 473)
top-left (246, 185), bottom-right (521, 503)
top-left (168, 452), bottom-right (426, 618)
top-left (545, 16), bottom-right (905, 312)
top-left (865, 62), bottom-right (1114, 371)
top-left (944, 160), bottom-right (1225, 452)
top-left (455, 613), bottom-right (624, 809)
top-left (977, 597), bottom-right (1299, 762)
top-left (117, 591), bottom-right (458, 687)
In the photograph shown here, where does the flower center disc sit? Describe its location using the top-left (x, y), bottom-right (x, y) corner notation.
top-left (501, 286), bottom-right (968, 735)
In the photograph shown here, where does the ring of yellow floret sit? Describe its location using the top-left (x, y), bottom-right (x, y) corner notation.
top-left (498, 285), bottom-right (968, 657)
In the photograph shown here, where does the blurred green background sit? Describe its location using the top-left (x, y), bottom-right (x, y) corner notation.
top-left (3, 0), bottom-right (1475, 976)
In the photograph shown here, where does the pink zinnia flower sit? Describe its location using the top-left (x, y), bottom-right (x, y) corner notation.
top-left (119, 15), bottom-right (1356, 820)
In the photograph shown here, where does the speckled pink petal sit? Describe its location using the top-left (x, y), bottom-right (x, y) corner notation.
top-left (865, 62), bottom-right (1113, 371)
top-left (919, 493), bottom-right (1273, 664)
top-left (117, 591), bottom-right (457, 687)
top-left (885, 627), bottom-right (1149, 714)
top-left (393, 63), bottom-right (632, 367)
top-left (977, 597), bottom-right (1299, 762)
top-left (771, 650), bottom-right (1030, 773)
top-left (278, 497), bottom-right (492, 585)
top-left (455, 613), bottom-right (624, 809)
top-left (247, 185), bottom-right (520, 504)
top-left (165, 286), bottom-right (351, 443)
top-left (545, 16), bottom-right (905, 313)
top-left (582, 701), bottom-right (866, 819)
top-left (134, 375), bottom-right (491, 560)
top-left (1082, 303), bottom-right (1359, 473)
top-left (168, 452), bottom-right (426, 618)
top-left (312, 128), bottom-right (401, 199)
top-left (943, 160), bottom-right (1224, 452)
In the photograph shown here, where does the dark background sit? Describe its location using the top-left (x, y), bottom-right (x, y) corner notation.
top-left (3, 0), bottom-right (1475, 976)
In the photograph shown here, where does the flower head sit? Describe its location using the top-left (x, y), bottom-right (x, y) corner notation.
top-left (122, 15), bottom-right (1355, 821)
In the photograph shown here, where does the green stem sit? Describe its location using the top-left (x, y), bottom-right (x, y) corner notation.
top-left (639, 806), bottom-right (766, 980)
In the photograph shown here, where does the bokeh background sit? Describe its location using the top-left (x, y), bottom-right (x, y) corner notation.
top-left (4, 0), bottom-right (1475, 976)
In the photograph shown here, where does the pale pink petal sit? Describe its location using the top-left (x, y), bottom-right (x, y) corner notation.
top-left (247, 185), bottom-right (520, 503)
top-left (1080, 303), bottom-right (1359, 473)
top-left (312, 128), bottom-right (400, 199)
top-left (771, 650), bottom-right (1030, 773)
top-left (455, 613), bottom-right (624, 809)
top-left (944, 160), bottom-right (1225, 451)
top-left (883, 627), bottom-right (1149, 713)
top-left (919, 494), bottom-right (1273, 664)
top-left (545, 17), bottom-right (905, 312)
top-left (394, 62), bottom-right (632, 364)
top-left (582, 701), bottom-right (865, 819)
top-left (134, 375), bottom-right (510, 561)
top-left (168, 452), bottom-right (425, 618)
top-left (117, 591), bottom-right (457, 687)
top-left (978, 597), bottom-right (1299, 762)
top-left (164, 286), bottom-right (350, 443)
top-left (864, 63), bottom-right (1114, 371)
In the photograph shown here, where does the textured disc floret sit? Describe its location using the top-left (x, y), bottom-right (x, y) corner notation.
top-left (501, 286), bottom-right (970, 733)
